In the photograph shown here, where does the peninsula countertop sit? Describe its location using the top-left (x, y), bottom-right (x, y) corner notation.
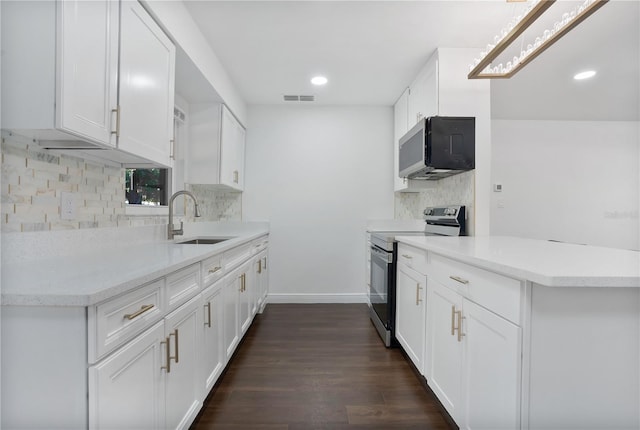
top-left (395, 235), bottom-right (640, 288)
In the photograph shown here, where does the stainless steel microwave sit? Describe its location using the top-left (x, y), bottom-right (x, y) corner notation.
top-left (398, 116), bottom-right (475, 180)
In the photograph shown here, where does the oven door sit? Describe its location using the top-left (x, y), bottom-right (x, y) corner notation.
top-left (370, 245), bottom-right (393, 329)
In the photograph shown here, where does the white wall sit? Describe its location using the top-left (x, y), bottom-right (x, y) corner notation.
top-left (491, 120), bottom-right (639, 250)
top-left (243, 106), bottom-right (394, 302)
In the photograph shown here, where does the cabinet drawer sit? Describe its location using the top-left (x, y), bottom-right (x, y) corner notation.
top-left (224, 243), bottom-right (252, 271)
top-left (166, 263), bottom-right (201, 311)
top-left (429, 254), bottom-right (522, 324)
top-left (251, 235), bottom-right (269, 254)
top-left (202, 254), bottom-right (224, 287)
top-left (90, 279), bottom-right (165, 363)
top-left (398, 244), bottom-right (428, 275)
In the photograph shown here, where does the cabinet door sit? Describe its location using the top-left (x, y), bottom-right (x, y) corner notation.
top-left (395, 263), bottom-right (426, 373)
top-left (164, 294), bottom-right (203, 430)
top-left (393, 88), bottom-right (410, 192)
top-left (236, 125), bottom-right (246, 190)
top-left (461, 299), bottom-right (521, 430)
top-left (202, 283), bottom-right (225, 394)
top-left (118, 1), bottom-right (175, 167)
top-left (426, 279), bottom-right (463, 420)
top-left (223, 269), bottom-right (241, 359)
top-left (239, 262), bottom-right (252, 335)
top-left (57, 0), bottom-right (118, 146)
top-left (219, 105), bottom-right (245, 190)
top-left (256, 251), bottom-right (269, 312)
top-left (407, 53), bottom-right (438, 128)
top-left (89, 321), bottom-right (165, 430)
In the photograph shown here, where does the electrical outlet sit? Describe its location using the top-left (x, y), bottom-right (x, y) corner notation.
top-left (61, 192), bottom-right (77, 220)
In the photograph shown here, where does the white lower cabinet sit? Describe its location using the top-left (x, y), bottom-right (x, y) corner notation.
top-left (223, 266), bottom-right (241, 359)
top-left (395, 262), bottom-right (426, 373)
top-left (202, 282), bottom-right (224, 394)
top-left (393, 241), bottom-right (639, 430)
top-left (90, 294), bottom-right (204, 430)
top-left (255, 250), bottom-right (269, 313)
top-left (462, 299), bottom-right (520, 430)
top-left (425, 266), bottom-right (522, 430)
top-left (164, 294), bottom-right (203, 430)
top-left (89, 321), bottom-right (166, 430)
top-left (2, 236), bottom-right (269, 430)
top-left (425, 280), bottom-right (463, 418)
top-left (238, 261), bottom-right (253, 335)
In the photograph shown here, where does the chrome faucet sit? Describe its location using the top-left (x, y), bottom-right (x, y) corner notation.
top-left (168, 190), bottom-right (201, 240)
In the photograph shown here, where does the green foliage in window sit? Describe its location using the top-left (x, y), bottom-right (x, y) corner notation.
top-left (126, 168), bottom-right (168, 205)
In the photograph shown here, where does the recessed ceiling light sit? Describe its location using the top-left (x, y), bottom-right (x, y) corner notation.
top-left (574, 70), bottom-right (596, 80)
top-left (311, 76), bottom-right (328, 86)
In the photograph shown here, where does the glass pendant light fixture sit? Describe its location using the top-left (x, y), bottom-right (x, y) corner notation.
top-left (468, 0), bottom-right (608, 79)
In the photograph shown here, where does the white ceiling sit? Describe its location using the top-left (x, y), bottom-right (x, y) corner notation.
top-left (180, 0), bottom-right (640, 121)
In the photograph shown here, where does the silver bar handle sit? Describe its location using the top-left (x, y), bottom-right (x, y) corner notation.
top-left (170, 329), bottom-right (179, 364)
top-left (204, 302), bottom-right (212, 328)
top-left (449, 275), bottom-right (469, 285)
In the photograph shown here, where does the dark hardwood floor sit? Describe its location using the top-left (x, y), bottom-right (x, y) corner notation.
top-left (191, 303), bottom-right (453, 430)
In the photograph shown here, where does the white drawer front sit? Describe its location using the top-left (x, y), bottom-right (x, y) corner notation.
top-left (398, 243), bottom-right (428, 275)
top-left (224, 243), bottom-right (252, 271)
top-left (429, 254), bottom-right (522, 325)
top-left (91, 279), bottom-right (165, 363)
top-left (166, 263), bottom-right (201, 311)
top-left (202, 254), bottom-right (224, 287)
top-left (251, 235), bottom-right (269, 254)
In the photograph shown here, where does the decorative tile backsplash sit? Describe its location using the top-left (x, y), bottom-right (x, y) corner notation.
top-left (1, 132), bottom-right (242, 233)
top-left (188, 184), bottom-right (242, 221)
top-left (395, 170), bottom-right (475, 235)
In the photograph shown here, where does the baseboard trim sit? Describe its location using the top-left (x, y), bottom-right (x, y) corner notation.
top-left (267, 293), bottom-right (368, 304)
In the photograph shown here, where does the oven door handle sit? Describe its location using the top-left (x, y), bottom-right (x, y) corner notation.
top-left (371, 246), bottom-right (393, 263)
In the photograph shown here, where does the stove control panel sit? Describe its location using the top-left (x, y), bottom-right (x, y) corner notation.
top-left (424, 206), bottom-right (461, 218)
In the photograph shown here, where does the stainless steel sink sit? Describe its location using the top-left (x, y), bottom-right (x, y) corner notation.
top-left (176, 237), bottom-right (234, 245)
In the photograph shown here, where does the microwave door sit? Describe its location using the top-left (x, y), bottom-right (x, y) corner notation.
top-left (399, 126), bottom-right (426, 177)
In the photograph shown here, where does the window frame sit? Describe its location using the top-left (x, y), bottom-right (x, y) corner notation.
top-left (124, 167), bottom-right (171, 216)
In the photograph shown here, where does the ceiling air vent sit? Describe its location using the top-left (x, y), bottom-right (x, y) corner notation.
top-left (283, 95), bottom-right (315, 102)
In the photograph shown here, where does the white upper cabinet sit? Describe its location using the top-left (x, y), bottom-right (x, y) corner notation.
top-left (118, 1), bottom-right (176, 167)
top-left (393, 48), bottom-right (488, 192)
top-left (393, 52), bottom-right (439, 192)
top-left (1, 0), bottom-right (175, 167)
top-left (57, 0), bottom-right (119, 146)
top-left (407, 52), bottom-right (438, 129)
top-left (1, 0), bottom-right (117, 145)
top-left (187, 104), bottom-right (246, 191)
top-left (219, 105), bottom-right (246, 190)
top-left (393, 88), bottom-right (409, 192)
top-left (393, 86), bottom-right (434, 193)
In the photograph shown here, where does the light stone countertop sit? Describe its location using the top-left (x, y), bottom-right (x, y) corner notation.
top-left (2, 227), bottom-right (269, 307)
top-left (396, 235), bottom-right (640, 288)
top-left (366, 219), bottom-right (426, 233)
